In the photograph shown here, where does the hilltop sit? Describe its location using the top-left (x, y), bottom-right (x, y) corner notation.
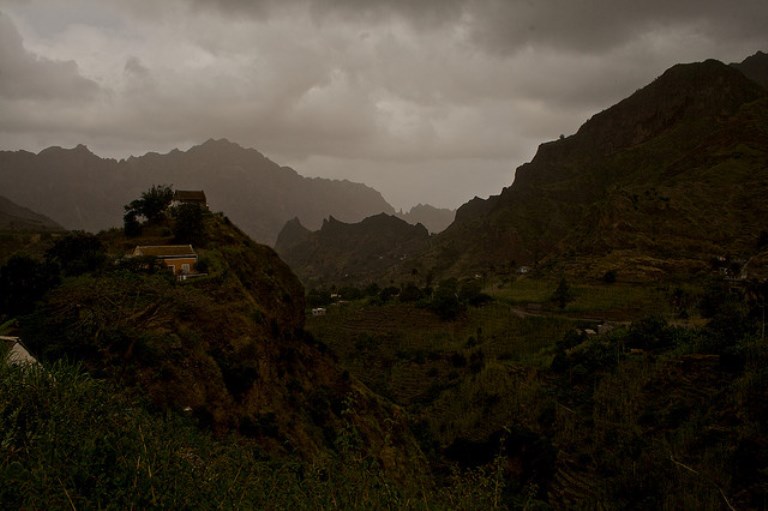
top-left (0, 139), bottom-right (394, 245)
top-left (8, 204), bottom-right (423, 468)
top-left (731, 50), bottom-right (768, 89)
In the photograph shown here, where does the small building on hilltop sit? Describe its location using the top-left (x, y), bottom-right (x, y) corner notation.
top-left (172, 190), bottom-right (208, 209)
top-left (132, 244), bottom-right (198, 277)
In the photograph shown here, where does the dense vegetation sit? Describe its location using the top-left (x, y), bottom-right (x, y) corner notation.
top-left (0, 356), bottom-right (530, 510)
top-left (305, 276), bottom-right (768, 509)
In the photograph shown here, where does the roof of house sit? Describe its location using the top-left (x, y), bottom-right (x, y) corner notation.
top-left (133, 245), bottom-right (197, 257)
top-left (1, 336), bottom-right (39, 366)
top-left (173, 190), bottom-right (207, 202)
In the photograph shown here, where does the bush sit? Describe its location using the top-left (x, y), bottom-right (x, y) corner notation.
top-left (0, 255), bottom-right (60, 317)
top-left (399, 283), bottom-right (423, 302)
top-left (173, 203), bottom-right (206, 245)
top-left (45, 231), bottom-right (106, 276)
top-left (551, 277), bottom-right (574, 309)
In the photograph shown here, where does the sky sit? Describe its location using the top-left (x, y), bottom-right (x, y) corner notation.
top-left (1, 1), bottom-right (766, 210)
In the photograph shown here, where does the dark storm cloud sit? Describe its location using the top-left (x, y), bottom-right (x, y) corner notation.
top-left (1, 0), bottom-right (766, 209)
top-left (464, 0), bottom-right (768, 55)
top-left (187, 0), bottom-right (768, 54)
top-left (189, 0), bottom-right (465, 27)
top-left (0, 11), bottom-right (100, 100)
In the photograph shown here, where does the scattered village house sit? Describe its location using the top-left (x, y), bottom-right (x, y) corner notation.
top-left (1, 336), bottom-right (39, 366)
top-left (132, 245), bottom-right (198, 277)
top-left (172, 190), bottom-right (208, 209)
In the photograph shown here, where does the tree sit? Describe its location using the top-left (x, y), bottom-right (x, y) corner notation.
top-left (123, 210), bottom-right (142, 237)
top-left (172, 203), bottom-right (206, 245)
top-left (551, 277), bottom-right (574, 309)
top-left (399, 283), bottom-right (423, 302)
top-left (124, 185), bottom-right (174, 225)
top-left (0, 255), bottom-right (60, 317)
top-left (430, 278), bottom-right (462, 320)
top-left (45, 231), bottom-right (106, 276)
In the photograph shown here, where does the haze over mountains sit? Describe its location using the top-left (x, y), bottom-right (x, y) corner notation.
top-left (0, 195), bottom-right (63, 232)
top-left (275, 214), bottom-right (431, 285)
top-left (0, 139), bottom-right (406, 245)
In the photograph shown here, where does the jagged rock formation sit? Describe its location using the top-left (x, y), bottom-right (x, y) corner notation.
top-left (0, 139), bottom-right (395, 245)
top-left (396, 204), bottom-right (455, 234)
top-left (275, 213), bottom-right (430, 286)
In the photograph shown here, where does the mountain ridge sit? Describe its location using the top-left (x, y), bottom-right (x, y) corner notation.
top-left (275, 213), bottom-right (430, 286)
top-left (0, 139), bottom-right (395, 245)
top-left (424, 57), bottom-right (768, 280)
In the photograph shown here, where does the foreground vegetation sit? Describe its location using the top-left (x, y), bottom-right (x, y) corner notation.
top-left (0, 354), bottom-right (556, 510)
top-left (306, 276), bottom-right (768, 509)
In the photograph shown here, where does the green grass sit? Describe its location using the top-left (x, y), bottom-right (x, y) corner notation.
top-left (306, 299), bottom-right (577, 451)
top-left (490, 277), bottom-right (672, 319)
top-left (490, 277), bottom-right (556, 304)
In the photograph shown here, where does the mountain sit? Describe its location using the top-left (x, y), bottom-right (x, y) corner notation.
top-left (731, 50), bottom-right (768, 90)
top-left (0, 139), bottom-right (395, 245)
top-left (275, 213), bottom-right (430, 286)
top-left (412, 57), bottom-right (768, 281)
top-left (0, 195), bottom-right (63, 231)
top-left (396, 204), bottom-right (455, 234)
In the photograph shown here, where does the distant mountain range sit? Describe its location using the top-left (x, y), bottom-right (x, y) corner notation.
top-left (278, 52), bottom-right (768, 284)
top-left (275, 213), bottom-right (430, 286)
top-left (395, 204), bottom-right (455, 234)
top-left (0, 195), bottom-right (63, 232)
top-left (0, 139), bottom-right (399, 245)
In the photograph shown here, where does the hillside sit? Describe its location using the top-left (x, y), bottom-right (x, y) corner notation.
top-left (275, 213), bottom-right (431, 286)
top-left (0, 195), bottom-right (63, 231)
top-left (0, 139), bottom-right (394, 245)
top-left (731, 50), bottom-right (768, 89)
top-left (415, 57), bottom-right (768, 281)
top-left (9, 209), bottom-right (423, 469)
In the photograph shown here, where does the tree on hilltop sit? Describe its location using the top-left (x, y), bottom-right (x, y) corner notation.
top-left (123, 185), bottom-right (174, 235)
top-left (172, 203), bottom-right (206, 245)
top-left (124, 185), bottom-right (174, 225)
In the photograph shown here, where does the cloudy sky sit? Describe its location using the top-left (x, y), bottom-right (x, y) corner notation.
top-left (1, 0), bottom-right (766, 210)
